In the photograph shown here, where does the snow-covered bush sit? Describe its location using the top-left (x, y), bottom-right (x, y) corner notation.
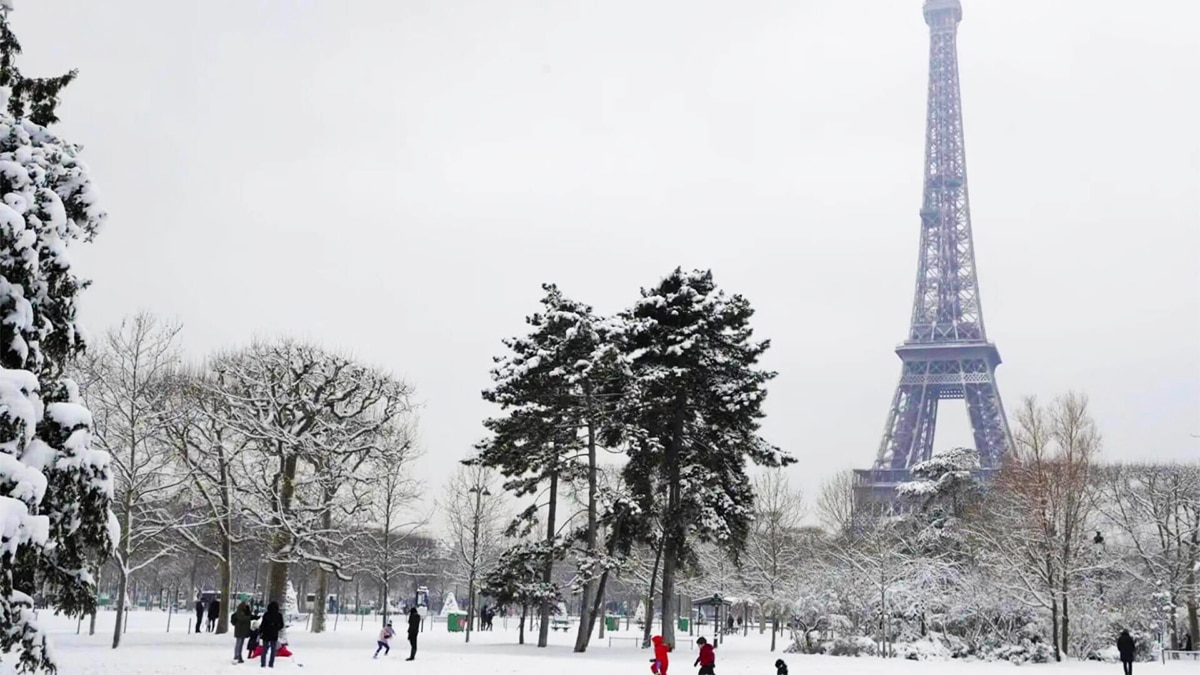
top-left (982, 640), bottom-right (1056, 664)
top-left (824, 636), bottom-right (878, 657)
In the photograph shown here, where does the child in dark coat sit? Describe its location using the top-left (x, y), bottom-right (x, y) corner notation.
top-left (775, 659), bottom-right (788, 675)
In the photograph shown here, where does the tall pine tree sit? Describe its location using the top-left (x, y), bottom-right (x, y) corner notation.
top-left (618, 268), bottom-right (792, 648)
top-left (0, 6), bottom-right (112, 673)
top-left (474, 283), bottom-right (627, 649)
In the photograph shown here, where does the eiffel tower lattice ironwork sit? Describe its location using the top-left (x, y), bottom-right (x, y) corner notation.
top-left (872, 0), bottom-right (1013, 478)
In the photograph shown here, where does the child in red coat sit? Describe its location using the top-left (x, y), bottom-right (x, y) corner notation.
top-left (694, 637), bottom-right (715, 675)
top-left (650, 635), bottom-right (670, 675)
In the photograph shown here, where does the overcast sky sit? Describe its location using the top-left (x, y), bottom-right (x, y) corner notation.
top-left (18, 0), bottom-right (1199, 510)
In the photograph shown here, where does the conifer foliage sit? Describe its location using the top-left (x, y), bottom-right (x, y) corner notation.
top-left (0, 7), bottom-right (112, 673)
top-left (474, 270), bottom-right (788, 650)
top-left (619, 268), bottom-right (792, 646)
top-left (474, 283), bottom-right (627, 648)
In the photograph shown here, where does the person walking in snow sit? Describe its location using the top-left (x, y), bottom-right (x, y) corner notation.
top-left (406, 607), bottom-right (421, 660)
top-left (1117, 629), bottom-right (1136, 675)
top-left (207, 597), bottom-right (221, 633)
top-left (258, 601), bottom-right (285, 668)
top-left (650, 635), bottom-right (670, 675)
top-left (231, 602), bottom-right (257, 664)
top-left (194, 595), bottom-right (205, 634)
top-left (375, 620), bottom-right (396, 658)
top-left (693, 637), bottom-right (715, 675)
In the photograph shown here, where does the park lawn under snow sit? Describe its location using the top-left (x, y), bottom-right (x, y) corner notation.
top-left (4, 611), bottom-right (1194, 675)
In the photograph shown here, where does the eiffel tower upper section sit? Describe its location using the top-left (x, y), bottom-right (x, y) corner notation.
top-left (871, 0), bottom-right (1012, 474)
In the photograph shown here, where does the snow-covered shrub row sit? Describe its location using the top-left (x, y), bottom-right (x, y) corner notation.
top-left (774, 444), bottom-right (1199, 665)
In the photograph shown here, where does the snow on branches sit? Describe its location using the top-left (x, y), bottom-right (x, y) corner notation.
top-left (0, 15), bottom-right (110, 670)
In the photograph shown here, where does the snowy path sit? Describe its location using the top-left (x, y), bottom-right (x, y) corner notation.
top-left (4, 612), bottom-right (1195, 675)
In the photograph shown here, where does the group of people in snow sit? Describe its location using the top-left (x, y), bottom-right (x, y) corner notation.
top-left (650, 634), bottom-right (787, 675)
top-left (193, 595), bottom-right (221, 633)
top-left (226, 600), bottom-right (287, 667)
top-left (374, 607), bottom-right (422, 661)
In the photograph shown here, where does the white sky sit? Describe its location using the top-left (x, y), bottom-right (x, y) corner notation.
top-left (19, 0), bottom-right (1199, 508)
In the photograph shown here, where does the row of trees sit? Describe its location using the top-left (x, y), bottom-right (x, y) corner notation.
top-left (781, 394), bottom-right (1198, 662)
top-left (76, 314), bottom-right (426, 647)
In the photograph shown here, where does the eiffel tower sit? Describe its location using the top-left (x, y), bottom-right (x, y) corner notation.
top-left (855, 0), bottom-right (1013, 507)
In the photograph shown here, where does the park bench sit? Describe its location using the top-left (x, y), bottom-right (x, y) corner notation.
top-left (550, 618), bottom-right (571, 632)
top-left (1163, 650), bottom-right (1199, 662)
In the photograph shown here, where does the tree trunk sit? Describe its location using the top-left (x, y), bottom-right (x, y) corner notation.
top-left (1187, 557), bottom-right (1199, 650)
top-left (1061, 588), bottom-right (1070, 658)
top-left (519, 603), bottom-right (527, 645)
top-left (266, 453), bottom-right (299, 603)
top-left (659, 395), bottom-right (685, 649)
top-left (465, 578), bottom-right (475, 643)
top-left (537, 470), bottom-right (559, 648)
top-left (574, 411), bottom-right (600, 653)
top-left (771, 616), bottom-right (778, 652)
top-left (216, 445), bottom-right (234, 635)
top-left (642, 539), bottom-right (664, 648)
top-left (312, 566), bottom-right (329, 633)
top-left (112, 499), bottom-right (132, 649)
top-left (1050, 594), bottom-right (1061, 662)
top-left (216, 553), bottom-right (231, 634)
top-left (594, 571), bottom-right (608, 639)
top-left (112, 567), bottom-right (128, 649)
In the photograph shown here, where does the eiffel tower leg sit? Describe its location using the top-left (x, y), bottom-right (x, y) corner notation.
top-left (877, 365), bottom-right (939, 470)
top-left (964, 376), bottom-right (1011, 469)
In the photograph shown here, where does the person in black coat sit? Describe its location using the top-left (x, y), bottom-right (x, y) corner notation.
top-left (207, 598), bottom-right (221, 633)
top-left (258, 601), bottom-right (285, 669)
top-left (406, 607), bottom-right (421, 661)
top-left (1117, 629), bottom-right (1136, 675)
top-left (774, 659), bottom-right (788, 675)
top-left (194, 596), bottom-right (205, 634)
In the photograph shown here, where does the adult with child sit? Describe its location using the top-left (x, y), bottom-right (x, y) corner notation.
top-left (230, 602), bottom-right (258, 665)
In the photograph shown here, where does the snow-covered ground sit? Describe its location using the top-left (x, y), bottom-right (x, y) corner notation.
top-left (3, 611), bottom-right (1195, 675)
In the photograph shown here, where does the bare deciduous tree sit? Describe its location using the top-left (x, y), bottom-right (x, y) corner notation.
top-left (742, 469), bottom-right (807, 650)
top-left (353, 420), bottom-right (425, 626)
top-left (446, 463), bottom-right (505, 642)
top-left (80, 313), bottom-right (187, 647)
top-left (982, 392), bottom-right (1101, 660)
top-left (818, 470), bottom-right (857, 536)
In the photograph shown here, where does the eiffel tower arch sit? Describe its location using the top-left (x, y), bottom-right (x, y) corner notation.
top-left (855, 0), bottom-right (1013, 510)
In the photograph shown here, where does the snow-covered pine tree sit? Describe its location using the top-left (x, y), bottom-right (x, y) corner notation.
top-left (896, 446), bottom-right (982, 557)
top-left (617, 268), bottom-right (793, 648)
top-left (480, 539), bottom-right (565, 646)
top-left (0, 7), bottom-right (111, 673)
top-left (474, 283), bottom-right (627, 649)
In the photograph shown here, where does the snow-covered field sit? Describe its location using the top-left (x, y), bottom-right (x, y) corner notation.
top-left (3, 611), bottom-right (1194, 675)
